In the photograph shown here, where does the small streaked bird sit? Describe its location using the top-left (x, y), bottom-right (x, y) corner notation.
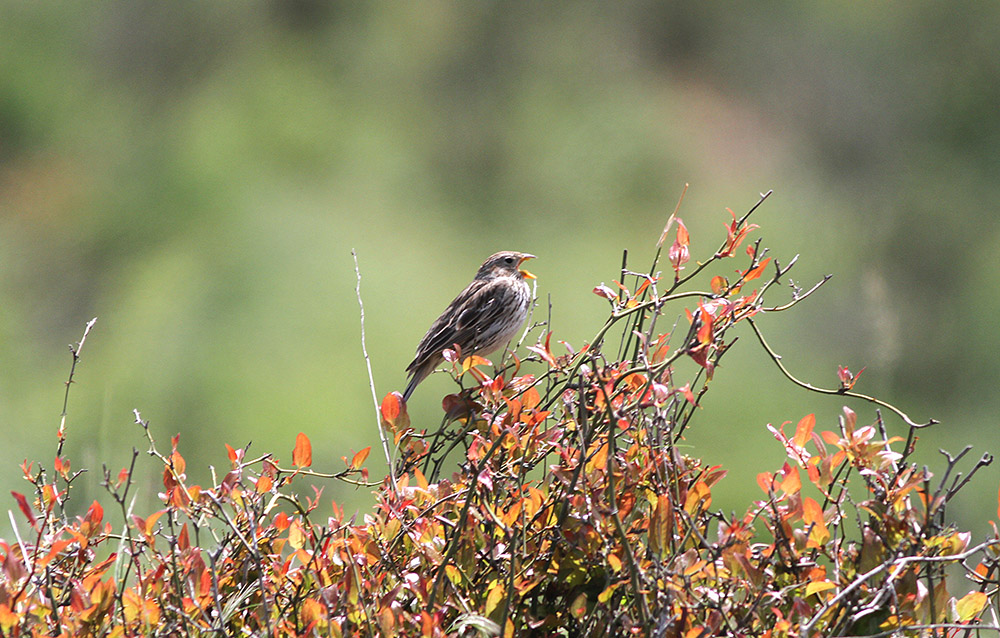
top-left (403, 251), bottom-right (536, 401)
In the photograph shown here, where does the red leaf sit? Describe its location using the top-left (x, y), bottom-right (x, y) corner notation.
top-left (293, 432), bottom-right (312, 468)
top-left (10, 491), bottom-right (36, 527)
top-left (86, 500), bottom-right (103, 528)
top-left (593, 285), bottom-right (617, 301)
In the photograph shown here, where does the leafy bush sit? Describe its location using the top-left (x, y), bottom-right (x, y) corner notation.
top-left (3, 192), bottom-right (997, 637)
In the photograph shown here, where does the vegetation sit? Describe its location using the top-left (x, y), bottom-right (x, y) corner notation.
top-left (3, 197), bottom-right (997, 637)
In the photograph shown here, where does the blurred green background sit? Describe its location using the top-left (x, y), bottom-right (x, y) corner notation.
top-left (2, 3), bottom-right (998, 535)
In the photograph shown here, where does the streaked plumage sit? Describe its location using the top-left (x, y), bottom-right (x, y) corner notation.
top-left (403, 251), bottom-right (535, 401)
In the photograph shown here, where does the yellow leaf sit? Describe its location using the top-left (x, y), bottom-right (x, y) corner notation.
top-left (598, 583), bottom-right (620, 604)
top-left (607, 554), bottom-right (622, 572)
top-left (484, 580), bottom-right (505, 616)
top-left (805, 581), bottom-right (836, 597)
top-left (955, 591), bottom-right (988, 621)
top-left (413, 467), bottom-right (429, 490)
top-left (288, 520), bottom-right (306, 549)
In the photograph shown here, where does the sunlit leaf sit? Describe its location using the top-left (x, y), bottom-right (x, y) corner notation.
top-left (351, 447), bottom-right (371, 470)
top-left (649, 493), bottom-right (674, 556)
top-left (955, 591), bottom-right (988, 621)
top-left (780, 464), bottom-right (801, 495)
top-left (593, 284), bottom-right (617, 301)
top-left (256, 475), bottom-right (273, 493)
top-left (484, 580), bottom-right (505, 616)
top-left (10, 491), bottom-right (36, 527)
top-left (805, 581), bottom-right (836, 597)
top-left (293, 432), bottom-right (312, 468)
top-left (289, 520), bottom-right (306, 549)
top-left (756, 472), bottom-right (775, 494)
top-left (792, 414), bottom-right (815, 448)
top-left (710, 275), bottom-right (727, 295)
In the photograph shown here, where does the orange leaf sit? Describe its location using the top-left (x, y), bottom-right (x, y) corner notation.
top-left (684, 481), bottom-right (712, 513)
top-left (256, 475), bottom-right (273, 493)
top-left (710, 276), bottom-right (727, 295)
top-left (380, 392), bottom-right (411, 434)
top-left (756, 472), bottom-right (775, 494)
top-left (293, 432), bottom-right (312, 468)
top-left (649, 493), bottom-right (674, 556)
top-left (802, 497), bottom-right (823, 528)
top-left (781, 465), bottom-right (801, 495)
top-left (792, 414), bottom-right (816, 448)
top-left (0, 604), bottom-right (18, 633)
top-left (676, 219), bottom-right (690, 246)
top-left (273, 511), bottom-right (290, 531)
top-left (743, 257), bottom-right (772, 283)
top-left (144, 510), bottom-right (165, 536)
top-left (350, 447), bottom-right (371, 470)
top-left (169, 450), bottom-right (185, 476)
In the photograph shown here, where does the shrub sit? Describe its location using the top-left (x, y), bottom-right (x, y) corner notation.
top-left (3, 191), bottom-right (997, 637)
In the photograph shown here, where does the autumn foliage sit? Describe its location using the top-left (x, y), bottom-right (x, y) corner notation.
top-left (4, 192), bottom-right (999, 637)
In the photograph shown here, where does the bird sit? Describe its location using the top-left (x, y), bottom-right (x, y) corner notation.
top-left (403, 251), bottom-right (536, 401)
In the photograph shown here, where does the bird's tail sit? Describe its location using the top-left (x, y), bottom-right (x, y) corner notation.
top-left (402, 376), bottom-right (418, 402)
top-left (402, 359), bottom-right (436, 402)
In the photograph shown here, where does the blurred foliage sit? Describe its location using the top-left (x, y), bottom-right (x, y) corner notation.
top-left (1, 2), bottom-right (999, 535)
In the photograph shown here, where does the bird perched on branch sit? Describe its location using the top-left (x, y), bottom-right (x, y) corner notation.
top-left (403, 251), bottom-right (536, 401)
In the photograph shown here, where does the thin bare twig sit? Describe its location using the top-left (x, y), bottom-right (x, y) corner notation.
top-left (57, 317), bottom-right (97, 457)
top-left (747, 317), bottom-right (938, 429)
top-left (352, 249), bottom-right (396, 489)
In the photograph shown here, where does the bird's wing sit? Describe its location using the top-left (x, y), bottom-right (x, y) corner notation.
top-left (406, 278), bottom-right (513, 373)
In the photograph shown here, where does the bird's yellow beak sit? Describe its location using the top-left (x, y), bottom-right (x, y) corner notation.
top-left (518, 254), bottom-right (536, 280)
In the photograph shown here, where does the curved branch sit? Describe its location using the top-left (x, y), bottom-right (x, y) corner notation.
top-left (747, 317), bottom-right (938, 429)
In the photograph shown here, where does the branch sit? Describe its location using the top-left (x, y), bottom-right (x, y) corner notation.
top-left (800, 539), bottom-right (1000, 635)
top-left (57, 317), bottom-right (97, 457)
top-left (353, 250), bottom-right (396, 490)
top-left (747, 317), bottom-right (938, 429)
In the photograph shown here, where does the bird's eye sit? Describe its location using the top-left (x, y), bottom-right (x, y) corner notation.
top-left (505, 257), bottom-right (515, 264)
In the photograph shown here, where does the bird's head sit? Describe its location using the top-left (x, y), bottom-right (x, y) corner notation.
top-left (477, 251), bottom-right (536, 280)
